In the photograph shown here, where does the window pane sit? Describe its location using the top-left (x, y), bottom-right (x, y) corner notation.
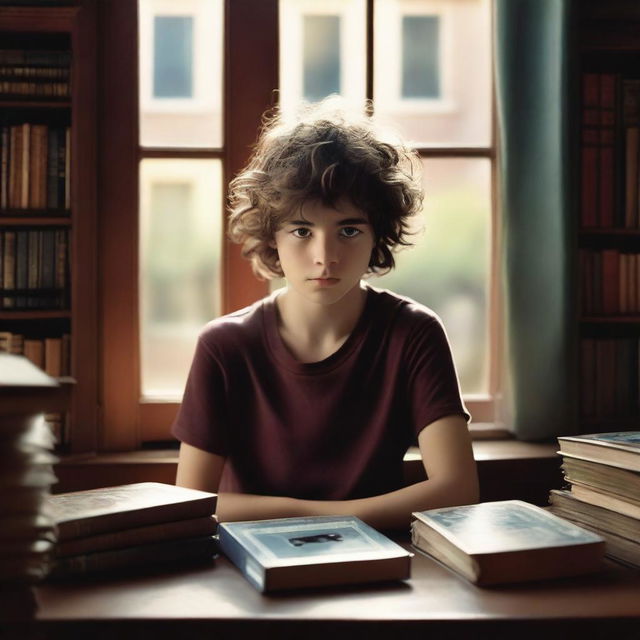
top-left (370, 158), bottom-right (491, 394)
top-left (304, 15), bottom-right (341, 101)
top-left (139, 0), bottom-right (224, 148)
top-left (153, 16), bottom-right (193, 98)
top-left (374, 0), bottom-right (492, 147)
top-left (139, 159), bottom-right (223, 399)
top-left (402, 16), bottom-right (439, 98)
top-left (280, 0), bottom-right (366, 118)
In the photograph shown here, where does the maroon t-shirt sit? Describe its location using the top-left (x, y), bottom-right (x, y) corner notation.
top-left (171, 285), bottom-right (469, 500)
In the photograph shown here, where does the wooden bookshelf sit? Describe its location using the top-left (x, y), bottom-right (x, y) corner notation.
top-left (576, 1), bottom-right (640, 431)
top-left (0, 2), bottom-right (98, 453)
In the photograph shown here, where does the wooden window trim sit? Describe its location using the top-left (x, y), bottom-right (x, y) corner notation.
top-left (100, 0), bottom-right (500, 451)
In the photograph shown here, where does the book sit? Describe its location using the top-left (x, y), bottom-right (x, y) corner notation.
top-left (218, 515), bottom-right (412, 593)
top-left (560, 453), bottom-right (640, 502)
top-left (557, 432), bottom-right (640, 472)
top-left (549, 490), bottom-right (640, 569)
top-left (569, 483), bottom-right (640, 519)
top-left (47, 482), bottom-right (218, 540)
top-left (549, 490), bottom-right (639, 547)
top-left (49, 534), bottom-right (218, 578)
top-left (410, 500), bottom-right (605, 586)
top-left (56, 514), bottom-right (218, 557)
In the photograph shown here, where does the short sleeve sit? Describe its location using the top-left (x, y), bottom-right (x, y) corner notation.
top-left (404, 313), bottom-right (471, 435)
top-left (171, 334), bottom-right (229, 455)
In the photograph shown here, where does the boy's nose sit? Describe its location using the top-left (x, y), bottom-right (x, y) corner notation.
top-left (313, 235), bottom-right (339, 266)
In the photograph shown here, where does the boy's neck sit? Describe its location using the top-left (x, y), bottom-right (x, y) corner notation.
top-left (275, 282), bottom-right (368, 363)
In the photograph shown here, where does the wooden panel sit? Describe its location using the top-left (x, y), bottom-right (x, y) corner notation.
top-left (222, 0), bottom-right (277, 313)
top-left (97, 0), bottom-right (140, 451)
top-left (139, 402), bottom-right (179, 442)
top-left (69, 0), bottom-right (99, 453)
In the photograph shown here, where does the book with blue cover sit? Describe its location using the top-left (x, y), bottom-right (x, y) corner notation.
top-left (218, 515), bottom-right (412, 592)
top-left (411, 500), bottom-right (605, 586)
top-left (558, 432), bottom-right (640, 471)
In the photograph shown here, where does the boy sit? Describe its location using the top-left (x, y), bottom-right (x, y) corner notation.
top-left (173, 101), bottom-right (479, 530)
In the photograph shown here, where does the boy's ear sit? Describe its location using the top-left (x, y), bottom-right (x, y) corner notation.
top-left (268, 239), bottom-right (277, 249)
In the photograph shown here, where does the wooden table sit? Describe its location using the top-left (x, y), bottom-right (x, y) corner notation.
top-left (24, 542), bottom-right (640, 640)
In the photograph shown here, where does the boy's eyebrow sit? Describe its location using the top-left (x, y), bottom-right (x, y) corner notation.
top-left (286, 217), bottom-right (369, 226)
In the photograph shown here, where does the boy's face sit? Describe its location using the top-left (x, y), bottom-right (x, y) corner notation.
top-left (273, 199), bottom-right (375, 306)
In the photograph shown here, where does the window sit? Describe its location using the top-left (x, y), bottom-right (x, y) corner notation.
top-left (100, 0), bottom-right (496, 449)
top-left (153, 16), bottom-right (194, 98)
top-left (402, 15), bottom-right (440, 99)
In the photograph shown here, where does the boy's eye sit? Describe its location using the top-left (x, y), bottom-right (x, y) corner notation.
top-left (291, 228), bottom-right (311, 238)
top-left (340, 227), bottom-right (362, 238)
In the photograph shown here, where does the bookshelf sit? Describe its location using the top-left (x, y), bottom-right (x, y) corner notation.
top-left (577, 1), bottom-right (640, 431)
top-left (0, 3), bottom-right (97, 453)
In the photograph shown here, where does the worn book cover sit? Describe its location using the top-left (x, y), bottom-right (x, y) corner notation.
top-left (411, 500), bottom-right (605, 586)
top-left (218, 515), bottom-right (412, 593)
top-left (560, 454), bottom-right (640, 502)
top-left (49, 534), bottom-right (218, 578)
top-left (47, 482), bottom-right (218, 540)
top-left (56, 514), bottom-right (218, 557)
top-left (558, 432), bottom-right (640, 471)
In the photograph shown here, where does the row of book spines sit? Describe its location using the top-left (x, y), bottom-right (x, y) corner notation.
top-left (0, 331), bottom-right (71, 377)
top-left (580, 337), bottom-right (640, 420)
top-left (0, 50), bottom-right (71, 67)
top-left (1, 229), bottom-right (69, 310)
top-left (580, 249), bottom-right (640, 315)
top-left (1, 124), bottom-right (70, 210)
top-left (0, 66), bottom-right (70, 80)
top-left (0, 81), bottom-right (70, 98)
top-left (580, 73), bottom-right (640, 229)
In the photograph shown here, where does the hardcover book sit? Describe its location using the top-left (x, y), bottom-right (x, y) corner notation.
top-left (49, 534), bottom-right (218, 578)
top-left (56, 515), bottom-right (218, 557)
top-left (411, 500), bottom-right (605, 586)
top-left (218, 515), bottom-right (412, 593)
top-left (47, 482), bottom-right (218, 540)
top-left (557, 432), bottom-right (640, 471)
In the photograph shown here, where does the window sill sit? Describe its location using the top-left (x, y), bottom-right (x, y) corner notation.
top-left (54, 438), bottom-right (562, 505)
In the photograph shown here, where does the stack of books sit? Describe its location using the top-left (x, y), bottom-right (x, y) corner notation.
top-left (47, 482), bottom-right (219, 578)
top-left (549, 431), bottom-right (640, 569)
top-left (0, 354), bottom-right (63, 619)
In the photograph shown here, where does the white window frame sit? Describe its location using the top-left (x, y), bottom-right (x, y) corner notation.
top-left (139, 0), bottom-right (223, 115)
top-left (279, 0), bottom-right (367, 119)
top-left (375, 0), bottom-right (455, 114)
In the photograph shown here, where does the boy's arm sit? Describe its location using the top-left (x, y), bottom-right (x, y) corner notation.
top-left (177, 415), bottom-right (478, 530)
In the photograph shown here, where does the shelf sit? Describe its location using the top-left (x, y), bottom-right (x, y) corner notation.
top-left (0, 310), bottom-right (71, 320)
top-left (580, 316), bottom-right (640, 323)
top-left (0, 99), bottom-right (70, 109)
top-left (0, 215), bottom-right (71, 226)
top-left (579, 228), bottom-right (640, 236)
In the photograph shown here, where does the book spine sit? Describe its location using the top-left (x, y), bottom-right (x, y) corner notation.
top-left (2, 230), bottom-right (15, 309)
top-left (56, 516), bottom-right (218, 557)
top-left (218, 526), bottom-right (265, 592)
top-left (56, 496), bottom-right (218, 540)
top-left (51, 536), bottom-right (217, 577)
top-left (581, 73), bottom-right (600, 228)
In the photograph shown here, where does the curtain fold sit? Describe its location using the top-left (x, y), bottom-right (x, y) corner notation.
top-left (494, 0), bottom-right (577, 440)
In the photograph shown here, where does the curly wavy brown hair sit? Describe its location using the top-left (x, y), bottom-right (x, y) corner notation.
top-left (227, 99), bottom-right (424, 280)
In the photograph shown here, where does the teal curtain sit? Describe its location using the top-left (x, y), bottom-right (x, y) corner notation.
top-left (494, 0), bottom-right (577, 440)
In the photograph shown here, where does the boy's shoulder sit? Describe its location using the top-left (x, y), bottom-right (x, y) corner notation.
top-left (367, 284), bottom-right (442, 330)
top-left (197, 294), bottom-right (271, 355)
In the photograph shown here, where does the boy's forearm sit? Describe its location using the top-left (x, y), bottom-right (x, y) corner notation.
top-left (216, 478), bottom-right (478, 530)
